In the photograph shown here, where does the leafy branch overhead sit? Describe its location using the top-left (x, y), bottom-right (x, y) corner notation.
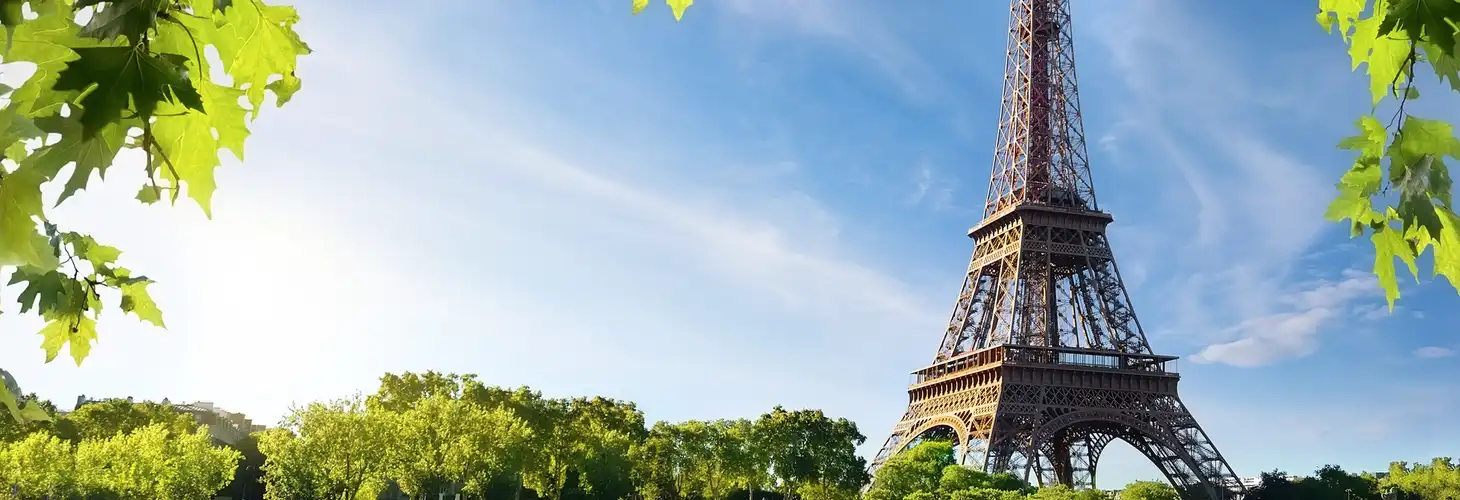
top-left (1318, 0), bottom-right (1460, 308)
top-left (0, 0), bottom-right (309, 418)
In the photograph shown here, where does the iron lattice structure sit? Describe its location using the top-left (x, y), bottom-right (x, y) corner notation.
top-left (865, 1), bottom-right (1246, 499)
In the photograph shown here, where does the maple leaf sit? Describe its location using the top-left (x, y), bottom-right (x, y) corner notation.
top-left (1379, 0), bottom-right (1460, 56)
top-left (0, 165), bottom-right (58, 269)
top-left (1318, 0), bottom-right (1369, 38)
top-left (666, 0), bottom-right (692, 21)
top-left (61, 232), bottom-right (122, 272)
top-left (8, 267), bottom-right (66, 314)
top-left (52, 46), bottom-right (204, 138)
top-left (0, 8), bottom-right (88, 117)
top-left (76, 0), bottom-right (167, 44)
top-left (150, 101), bottom-right (223, 216)
top-left (24, 114), bottom-right (133, 204)
top-left (153, 16), bottom-right (251, 160)
top-left (211, 0), bottom-right (310, 116)
top-left (0, 105), bottom-right (44, 154)
top-left (1422, 41), bottom-right (1460, 91)
top-left (1372, 224), bottom-right (1418, 309)
top-left (1349, 4), bottom-right (1415, 104)
top-left (266, 71), bottom-right (301, 108)
top-left (0, 372), bottom-right (49, 424)
top-left (1435, 207), bottom-right (1460, 288)
top-left (37, 310), bottom-right (99, 366)
top-left (120, 279), bottom-right (164, 327)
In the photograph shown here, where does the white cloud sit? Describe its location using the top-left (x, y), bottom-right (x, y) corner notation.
top-left (1083, 0), bottom-right (1355, 362)
top-left (1414, 346), bottom-right (1456, 359)
top-left (1191, 270), bottom-right (1380, 367)
top-left (906, 163), bottom-right (956, 210)
top-left (1196, 270), bottom-right (1377, 364)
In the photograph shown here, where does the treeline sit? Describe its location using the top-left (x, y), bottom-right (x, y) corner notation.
top-left (255, 371), bottom-right (870, 500)
top-left (3, 371), bottom-right (1457, 500)
top-left (1246, 460), bottom-right (1460, 500)
top-left (0, 398), bottom-right (243, 499)
top-left (860, 441), bottom-right (1460, 500)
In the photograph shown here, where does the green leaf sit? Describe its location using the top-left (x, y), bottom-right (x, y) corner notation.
top-left (1389, 116), bottom-right (1460, 167)
top-left (666, 0), bottom-right (691, 21)
top-left (0, 379), bottom-right (22, 423)
top-left (37, 310), bottom-right (98, 365)
top-left (135, 185), bottom-right (162, 204)
top-left (1339, 115), bottom-right (1389, 159)
top-left (24, 114), bottom-right (132, 204)
top-left (1405, 85), bottom-right (1421, 99)
top-left (632, 0), bottom-right (649, 15)
top-left (0, 9), bottom-right (87, 118)
top-left (1387, 116), bottom-right (1460, 237)
top-left (154, 17), bottom-right (251, 160)
top-left (1378, 0), bottom-right (1460, 57)
top-left (1435, 207), bottom-right (1460, 288)
top-left (0, 105), bottom-right (44, 152)
top-left (265, 71), bottom-right (301, 107)
top-left (151, 101), bottom-right (223, 216)
top-left (77, 0), bottom-right (164, 44)
top-left (120, 279), bottom-right (163, 327)
top-left (62, 231), bottom-right (122, 271)
top-left (8, 267), bottom-right (66, 314)
top-left (1423, 41), bottom-right (1460, 91)
top-left (52, 46), bottom-right (204, 138)
top-left (1318, 0), bottom-right (1368, 37)
top-left (211, 0), bottom-right (311, 116)
top-left (0, 165), bottom-right (59, 268)
top-left (1371, 224), bottom-right (1417, 309)
top-left (1348, 1), bottom-right (1414, 105)
top-left (16, 399), bottom-right (51, 422)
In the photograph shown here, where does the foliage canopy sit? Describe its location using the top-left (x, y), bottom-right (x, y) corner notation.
top-left (1318, 0), bottom-right (1460, 308)
top-left (0, 0), bottom-right (309, 423)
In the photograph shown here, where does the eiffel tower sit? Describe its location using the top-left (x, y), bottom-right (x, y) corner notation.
top-left (865, 1), bottom-right (1246, 499)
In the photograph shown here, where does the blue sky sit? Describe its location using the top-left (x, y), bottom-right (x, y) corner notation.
top-left (3, 0), bottom-right (1459, 489)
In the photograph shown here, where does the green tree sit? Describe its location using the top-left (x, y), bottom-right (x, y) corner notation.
top-left (1120, 480), bottom-right (1178, 500)
top-left (282, 397), bottom-right (393, 500)
top-left (63, 398), bottom-right (197, 440)
top-left (863, 441), bottom-right (955, 500)
top-left (947, 488), bottom-right (1027, 500)
top-left (71, 423), bottom-right (240, 499)
top-left (724, 418), bottom-right (771, 500)
top-left (1381, 457), bottom-right (1460, 499)
top-left (0, 432), bottom-right (77, 499)
top-left (1027, 484), bottom-right (1106, 500)
top-left (755, 406), bottom-right (869, 497)
top-left (455, 404), bottom-right (535, 499)
top-left (369, 371), bottom-right (478, 413)
top-left (255, 427), bottom-right (329, 500)
top-left (1317, 0), bottom-right (1460, 305)
top-left (0, 0), bottom-right (310, 420)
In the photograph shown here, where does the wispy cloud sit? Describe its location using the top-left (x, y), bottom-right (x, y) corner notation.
top-left (716, 0), bottom-right (949, 104)
top-left (1191, 270), bottom-right (1381, 367)
top-left (1083, 0), bottom-right (1366, 362)
top-left (1414, 346), bottom-right (1456, 359)
top-left (906, 163), bottom-right (956, 211)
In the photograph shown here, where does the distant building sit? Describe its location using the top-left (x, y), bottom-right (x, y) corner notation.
top-left (172, 401), bottom-right (269, 446)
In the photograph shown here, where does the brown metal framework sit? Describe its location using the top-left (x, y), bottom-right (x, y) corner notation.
top-left (866, 1), bottom-right (1246, 498)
